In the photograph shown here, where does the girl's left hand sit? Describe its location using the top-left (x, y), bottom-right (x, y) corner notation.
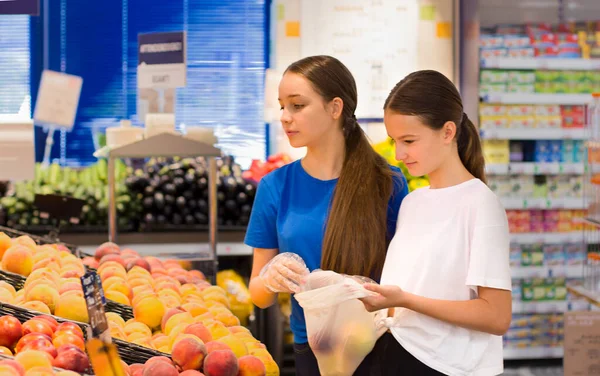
top-left (360, 283), bottom-right (406, 312)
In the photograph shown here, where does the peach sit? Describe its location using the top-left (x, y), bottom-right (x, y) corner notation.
top-left (120, 248), bottom-right (140, 258)
top-left (163, 312), bottom-right (193, 335)
top-left (179, 371), bottom-right (205, 376)
top-left (12, 235), bottom-right (36, 250)
top-left (94, 244), bottom-right (120, 261)
top-left (125, 277), bottom-right (152, 289)
top-left (0, 232), bottom-right (12, 259)
top-left (229, 326), bottom-right (251, 335)
top-left (31, 258), bottom-right (61, 273)
top-left (106, 312), bottom-right (126, 327)
top-left (181, 303), bottom-right (209, 317)
top-left (82, 256), bottom-right (99, 269)
top-left (160, 307), bottom-right (185, 332)
top-left (128, 332), bottom-right (151, 342)
top-left (141, 361), bottom-right (178, 376)
top-left (100, 266), bottom-right (127, 281)
top-left (129, 363), bottom-right (144, 374)
top-left (155, 282), bottom-right (180, 296)
top-left (124, 322), bottom-right (153, 338)
top-left (26, 269), bottom-right (60, 286)
top-left (14, 333), bottom-right (52, 354)
top-left (217, 335), bottom-right (248, 358)
top-left (59, 268), bottom-right (84, 279)
top-left (171, 337), bottom-right (207, 371)
top-left (126, 258), bottom-right (151, 272)
top-left (52, 346), bottom-right (89, 373)
top-left (245, 342), bottom-right (267, 352)
top-left (25, 284), bottom-right (59, 313)
top-left (97, 261), bottom-right (125, 275)
top-left (0, 346), bottom-right (12, 355)
top-left (203, 349), bottom-right (238, 376)
top-left (204, 294), bottom-right (230, 309)
top-left (0, 315), bottom-right (22, 348)
top-left (59, 290), bottom-right (84, 298)
top-left (128, 265), bottom-right (152, 277)
top-left (55, 371), bottom-right (82, 376)
top-left (22, 320), bottom-right (53, 338)
top-left (130, 337), bottom-right (154, 350)
top-left (14, 350), bottom-right (53, 370)
top-left (1, 245), bottom-right (33, 276)
top-left (206, 321), bottom-right (231, 341)
top-left (205, 341), bottom-right (232, 354)
top-left (54, 294), bottom-right (89, 323)
top-left (0, 281), bottom-right (16, 295)
top-left (0, 359), bottom-right (24, 376)
top-left (157, 289), bottom-right (182, 302)
top-left (20, 338), bottom-right (57, 358)
top-left (58, 282), bottom-right (82, 296)
top-left (53, 332), bottom-right (86, 352)
top-left (214, 312), bottom-right (240, 328)
top-left (133, 296), bottom-right (165, 330)
top-left (99, 254), bottom-right (126, 267)
top-left (188, 269), bottom-right (206, 280)
top-left (237, 355), bottom-right (266, 376)
top-left (0, 288), bottom-right (14, 303)
top-left (167, 323), bottom-right (193, 344)
top-left (105, 290), bottom-right (131, 306)
top-left (54, 322), bottom-right (84, 340)
top-left (32, 316), bottom-right (57, 332)
top-left (184, 323), bottom-right (213, 344)
top-left (159, 296), bottom-right (181, 310)
top-left (131, 291), bottom-right (156, 307)
top-left (151, 335), bottom-right (170, 349)
top-left (201, 286), bottom-right (227, 297)
top-left (110, 326), bottom-right (127, 340)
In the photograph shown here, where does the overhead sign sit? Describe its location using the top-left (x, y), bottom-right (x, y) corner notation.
top-left (0, 120), bottom-right (35, 182)
top-left (0, 0), bottom-right (39, 15)
top-left (137, 31), bottom-right (187, 89)
top-left (34, 70), bottom-right (83, 130)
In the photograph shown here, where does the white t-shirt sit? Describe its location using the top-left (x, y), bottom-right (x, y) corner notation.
top-left (380, 178), bottom-right (511, 376)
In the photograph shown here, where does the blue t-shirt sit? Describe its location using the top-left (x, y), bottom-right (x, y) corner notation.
top-left (244, 159), bottom-right (408, 344)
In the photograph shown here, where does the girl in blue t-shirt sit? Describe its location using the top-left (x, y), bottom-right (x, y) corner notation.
top-left (244, 55), bottom-right (408, 376)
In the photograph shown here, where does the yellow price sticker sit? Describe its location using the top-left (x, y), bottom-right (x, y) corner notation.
top-left (86, 338), bottom-right (127, 376)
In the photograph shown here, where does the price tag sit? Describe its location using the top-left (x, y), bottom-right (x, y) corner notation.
top-left (33, 70), bottom-right (83, 130)
top-left (80, 271), bottom-right (111, 342)
top-left (0, 120), bottom-right (35, 182)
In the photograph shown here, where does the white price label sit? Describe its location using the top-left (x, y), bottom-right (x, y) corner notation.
top-left (34, 70), bottom-right (83, 130)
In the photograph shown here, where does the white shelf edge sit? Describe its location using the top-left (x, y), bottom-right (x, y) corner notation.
top-left (511, 265), bottom-right (582, 279)
top-left (79, 242), bottom-right (253, 258)
top-left (500, 197), bottom-right (585, 210)
top-left (487, 162), bottom-right (584, 175)
top-left (510, 232), bottom-right (583, 244)
top-left (481, 57), bottom-right (600, 71)
top-left (503, 346), bottom-right (563, 360)
top-left (480, 128), bottom-right (587, 140)
top-left (481, 93), bottom-right (592, 105)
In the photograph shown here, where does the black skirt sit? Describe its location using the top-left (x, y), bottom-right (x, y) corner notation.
top-left (294, 332), bottom-right (446, 375)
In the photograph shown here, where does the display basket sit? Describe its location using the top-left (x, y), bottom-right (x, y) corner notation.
top-left (0, 225), bottom-right (81, 256)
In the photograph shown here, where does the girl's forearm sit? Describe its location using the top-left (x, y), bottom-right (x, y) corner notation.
top-left (402, 292), bottom-right (511, 336)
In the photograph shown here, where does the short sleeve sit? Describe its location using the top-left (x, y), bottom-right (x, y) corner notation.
top-left (465, 196), bottom-right (512, 291)
top-left (386, 168), bottom-right (409, 240)
top-left (244, 178), bottom-right (279, 249)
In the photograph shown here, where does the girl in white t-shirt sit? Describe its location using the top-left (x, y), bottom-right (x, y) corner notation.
top-left (360, 70), bottom-right (512, 376)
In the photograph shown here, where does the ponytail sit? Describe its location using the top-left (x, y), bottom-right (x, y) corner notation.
top-left (457, 113), bottom-right (487, 184)
top-left (321, 116), bottom-right (394, 279)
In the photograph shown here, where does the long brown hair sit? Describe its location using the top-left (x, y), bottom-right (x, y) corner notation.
top-left (285, 55), bottom-right (395, 279)
top-left (384, 70), bottom-right (486, 183)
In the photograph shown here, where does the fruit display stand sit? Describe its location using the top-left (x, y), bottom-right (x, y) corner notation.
top-left (105, 133), bottom-right (222, 281)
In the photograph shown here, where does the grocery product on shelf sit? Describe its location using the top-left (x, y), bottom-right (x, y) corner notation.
top-left (125, 156), bottom-right (257, 230)
top-left (0, 160), bottom-right (139, 232)
top-left (242, 153), bottom-right (293, 183)
top-left (479, 21), bottom-right (599, 359)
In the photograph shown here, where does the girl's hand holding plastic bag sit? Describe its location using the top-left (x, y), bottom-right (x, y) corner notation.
top-left (360, 283), bottom-right (405, 312)
top-left (259, 252), bottom-right (310, 293)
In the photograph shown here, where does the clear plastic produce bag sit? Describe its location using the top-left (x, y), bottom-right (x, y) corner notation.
top-left (295, 270), bottom-right (386, 376)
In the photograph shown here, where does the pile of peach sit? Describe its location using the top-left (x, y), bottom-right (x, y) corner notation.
top-left (0, 234), bottom-right (90, 323)
top-left (0, 314), bottom-right (92, 374)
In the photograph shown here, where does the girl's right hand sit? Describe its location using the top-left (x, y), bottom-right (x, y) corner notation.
top-left (259, 252), bottom-right (310, 293)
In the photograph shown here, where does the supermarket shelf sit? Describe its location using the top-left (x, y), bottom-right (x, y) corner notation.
top-left (512, 265), bottom-right (582, 279)
top-left (503, 347), bottom-right (563, 360)
top-left (487, 162), bottom-right (584, 175)
top-left (510, 232), bottom-right (582, 244)
top-left (500, 197), bottom-right (585, 210)
top-left (481, 57), bottom-right (600, 71)
top-left (481, 93), bottom-right (592, 105)
top-left (480, 128), bottom-right (586, 140)
top-left (512, 301), bottom-right (568, 314)
top-left (568, 285), bottom-right (600, 308)
top-left (79, 241), bottom-right (252, 258)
